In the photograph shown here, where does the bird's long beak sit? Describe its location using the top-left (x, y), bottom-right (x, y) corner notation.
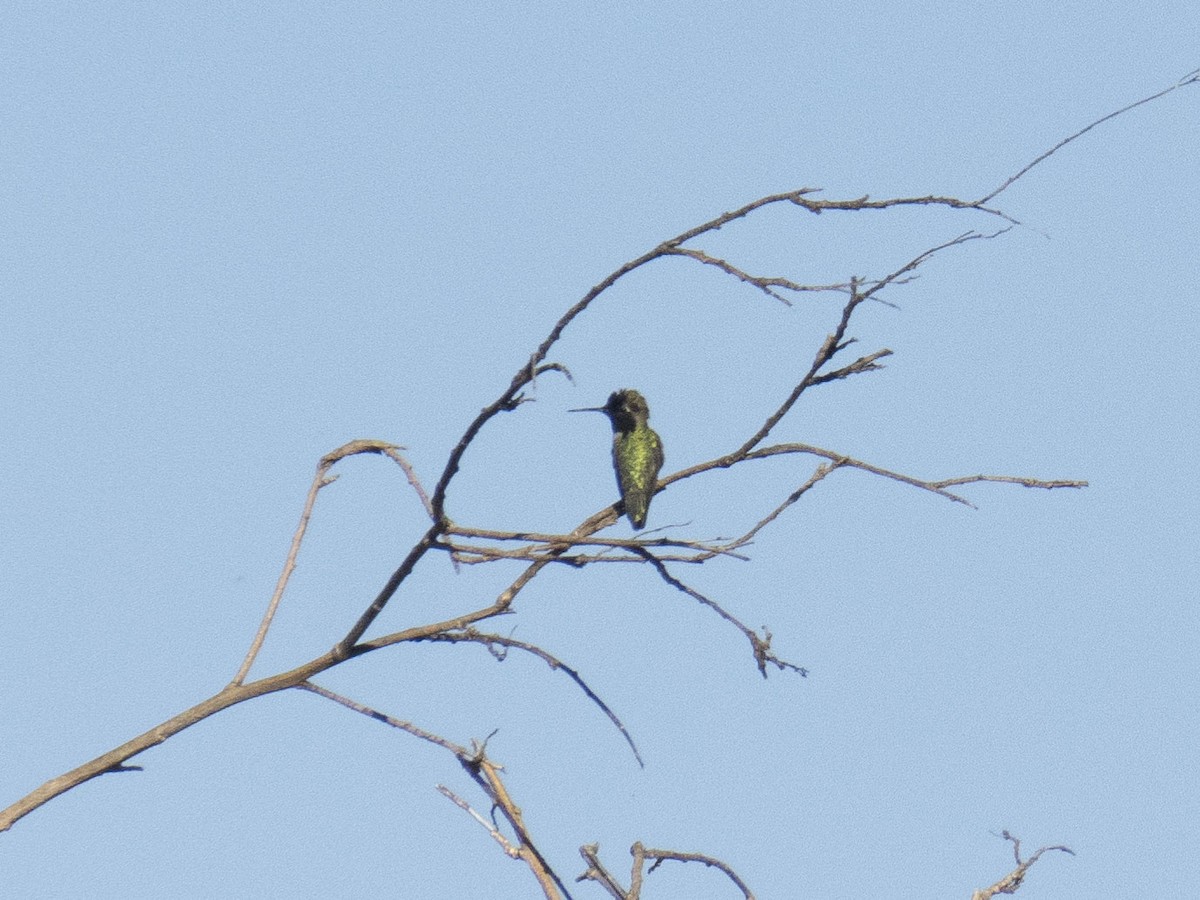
top-left (569, 406), bottom-right (607, 413)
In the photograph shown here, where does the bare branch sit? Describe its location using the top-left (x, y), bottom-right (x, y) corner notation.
top-left (438, 523), bottom-right (749, 566)
top-left (2, 649), bottom-right (345, 832)
top-left (728, 231), bottom-right (1003, 457)
top-left (437, 784), bottom-right (522, 858)
top-left (931, 474), bottom-right (1090, 491)
top-left (741, 445), bottom-right (1087, 507)
top-left (577, 842), bottom-right (758, 900)
top-left (980, 67), bottom-right (1200, 204)
top-left (971, 831), bottom-right (1075, 900)
top-left (663, 441), bottom-right (1086, 513)
top-left (785, 190), bottom-right (1016, 226)
top-left (577, 844), bottom-right (630, 899)
top-left (301, 681), bottom-right (571, 899)
top-left (334, 521), bottom-right (445, 654)
top-left (461, 745), bottom-right (574, 900)
top-left (296, 681), bottom-right (470, 756)
top-left (726, 462), bottom-right (843, 549)
top-left (807, 347), bottom-right (894, 385)
top-left (233, 440), bottom-right (409, 684)
top-left (440, 539), bottom-right (748, 566)
top-left (639, 844), bottom-right (756, 899)
top-left (631, 547), bottom-right (807, 678)
top-left (12, 70), bottom-right (1182, 854)
top-left (379, 442), bottom-right (436, 520)
top-left (418, 629), bottom-right (645, 767)
top-left (662, 245), bottom-right (855, 305)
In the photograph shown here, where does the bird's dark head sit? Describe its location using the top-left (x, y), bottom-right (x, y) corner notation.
top-left (570, 388), bottom-right (650, 433)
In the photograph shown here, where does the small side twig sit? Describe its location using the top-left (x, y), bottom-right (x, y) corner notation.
top-left (437, 784), bottom-right (521, 858)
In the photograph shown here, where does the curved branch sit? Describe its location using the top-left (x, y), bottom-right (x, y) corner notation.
top-left (234, 439), bottom-right (413, 684)
top-left (639, 844), bottom-right (756, 899)
top-left (418, 629), bottom-right (645, 767)
top-left (630, 547), bottom-right (807, 678)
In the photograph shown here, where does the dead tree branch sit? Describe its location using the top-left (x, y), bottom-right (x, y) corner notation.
top-left (971, 831), bottom-right (1075, 900)
top-left (5, 77), bottom-right (1189, 891)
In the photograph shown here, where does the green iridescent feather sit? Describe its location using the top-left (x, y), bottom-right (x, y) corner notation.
top-left (612, 419), bottom-right (663, 528)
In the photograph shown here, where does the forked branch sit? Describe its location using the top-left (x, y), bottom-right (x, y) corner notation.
top-left (4, 76), bottom-right (1192, 879)
top-left (971, 831), bottom-right (1075, 900)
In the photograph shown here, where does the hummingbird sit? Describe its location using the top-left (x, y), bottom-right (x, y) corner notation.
top-left (571, 389), bottom-right (664, 529)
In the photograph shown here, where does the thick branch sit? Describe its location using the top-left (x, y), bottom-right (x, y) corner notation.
top-left (2, 650), bottom-right (341, 832)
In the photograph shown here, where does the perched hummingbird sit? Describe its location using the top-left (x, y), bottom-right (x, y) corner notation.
top-left (571, 389), bottom-right (664, 529)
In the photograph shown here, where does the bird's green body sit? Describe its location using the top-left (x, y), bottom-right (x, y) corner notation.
top-left (572, 389), bottom-right (664, 529)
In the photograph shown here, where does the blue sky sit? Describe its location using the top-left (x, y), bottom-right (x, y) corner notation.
top-left (3, 4), bottom-right (1198, 898)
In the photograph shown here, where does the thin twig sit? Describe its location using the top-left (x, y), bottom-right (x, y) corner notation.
top-left (980, 67), bottom-right (1200, 204)
top-left (662, 246), bottom-right (857, 305)
top-left (729, 462), bottom-right (843, 548)
top-left (630, 547), bottom-right (807, 678)
top-left (418, 629), bottom-right (645, 767)
top-left (740, 445), bottom-right (1088, 507)
top-left (232, 439), bottom-right (404, 685)
top-left (379, 443), bottom-right (435, 519)
top-left (437, 785), bottom-right (521, 857)
top-left (295, 681), bottom-right (469, 756)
